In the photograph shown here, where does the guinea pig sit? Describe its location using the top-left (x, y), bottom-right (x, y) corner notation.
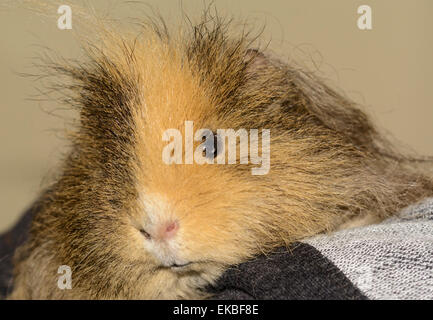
top-left (9, 12), bottom-right (433, 299)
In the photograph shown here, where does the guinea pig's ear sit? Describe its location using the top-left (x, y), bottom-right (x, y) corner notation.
top-left (244, 49), bottom-right (268, 69)
top-left (243, 49), bottom-right (277, 77)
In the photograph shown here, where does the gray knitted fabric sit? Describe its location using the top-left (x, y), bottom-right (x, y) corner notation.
top-left (304, 197), bottom-right (433, 300)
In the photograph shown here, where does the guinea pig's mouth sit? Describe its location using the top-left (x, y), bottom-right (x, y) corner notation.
top-left (168, 262), bottom-right (193, 270)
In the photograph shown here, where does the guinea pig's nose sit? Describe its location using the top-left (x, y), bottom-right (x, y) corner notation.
top-left (155, 220), bottom-right (179, 241)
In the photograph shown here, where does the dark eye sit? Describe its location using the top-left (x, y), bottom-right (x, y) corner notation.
top-left (139, 229), bottom-right (151, 240)
top-left (202, 132), bottom-right (220, 159)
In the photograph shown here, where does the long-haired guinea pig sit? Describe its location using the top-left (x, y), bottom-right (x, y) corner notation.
top-left (9, 11), bottom-right (433, 299)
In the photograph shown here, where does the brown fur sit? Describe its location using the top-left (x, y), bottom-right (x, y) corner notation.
top-left (9, 11), bottom-right (433, 299)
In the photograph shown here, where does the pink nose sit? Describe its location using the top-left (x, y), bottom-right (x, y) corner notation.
top-left (156, 220), bottom-right (179, 240)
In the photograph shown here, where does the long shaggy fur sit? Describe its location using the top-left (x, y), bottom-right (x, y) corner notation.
top-left (9, 10), bottom-right (433, 299)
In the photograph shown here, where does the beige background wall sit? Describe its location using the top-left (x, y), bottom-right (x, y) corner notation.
top-left (1, 0), bottom-right (432, 232)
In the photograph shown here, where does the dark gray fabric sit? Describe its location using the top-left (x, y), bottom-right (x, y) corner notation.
top-left (210, 245), bottom-right (367, 300)
top-left (0, 205), bottom-right (35, 299)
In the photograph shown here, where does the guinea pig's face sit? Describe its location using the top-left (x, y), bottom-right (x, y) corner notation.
top-left (125, 48), bottom-right (264, 273)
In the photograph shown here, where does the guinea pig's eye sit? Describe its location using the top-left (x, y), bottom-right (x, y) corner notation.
top-left (202, 131), bottom-right (221, 159)
top-left (139, 229), bottom-right (152, 240)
